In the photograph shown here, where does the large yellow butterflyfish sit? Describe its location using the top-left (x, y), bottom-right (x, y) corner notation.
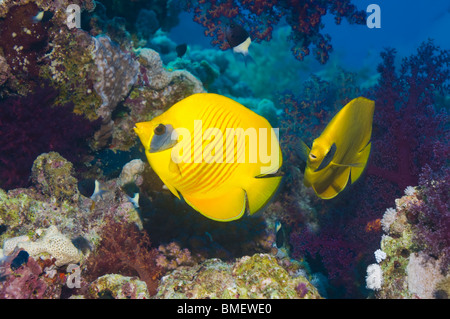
top-left (298, 97), bottom-right (375, 199)
top-left (134, 93), bottom-right (283, 222)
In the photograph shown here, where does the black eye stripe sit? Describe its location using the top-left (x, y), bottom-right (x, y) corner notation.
top-left (314, 143), bottom-right (337, 172)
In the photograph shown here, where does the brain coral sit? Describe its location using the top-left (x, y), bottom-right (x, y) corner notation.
top-left (4, 225), bottom-right (81, 267)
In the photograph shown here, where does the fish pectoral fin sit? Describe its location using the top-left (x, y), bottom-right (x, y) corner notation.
top-left (183, 188), bottom-right (247, 222)
top-left (330, 161), bottom-right (364, 168)
top-left (168, 157), bottom-right (182, 177)
top-left (245, 175), bottom-right (282, 215)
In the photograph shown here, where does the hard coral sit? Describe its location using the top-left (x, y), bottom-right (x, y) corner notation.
top-left (0, 85), bottom-right (100, 190)
top-left (184, 0), bottom-right (366, 64)
top-left (3, 225), bottom-right (82, 267)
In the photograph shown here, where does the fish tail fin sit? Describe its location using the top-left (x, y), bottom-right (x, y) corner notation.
top-left (245, 175), bottom-right (282, 215)
top-left (350, 142), bottom-right (371, 184)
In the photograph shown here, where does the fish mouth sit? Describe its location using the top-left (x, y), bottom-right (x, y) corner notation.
top-left (134, 121), bottom-right (154, 148)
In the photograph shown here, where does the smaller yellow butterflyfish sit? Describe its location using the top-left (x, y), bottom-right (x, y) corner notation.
top-left (134, 93), bottom-right (283, 222)
top-left (298, 97), bottom-right (375, 199)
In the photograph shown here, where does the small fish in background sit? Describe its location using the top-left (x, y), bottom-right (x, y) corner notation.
top-left (297, 97), bottom-right (375, 199)
top-left (10, 250), bottom-right (29, 271)
top-left (176, 43), bottom-right (188, 58)
top-left (122, 182), bottom-right (154, 221)
top-left (225, 23), bottom-right (254, 65)
top-left (77, 178), bottom-right (108, 201)
top-left (0, 224), bottom-right (7, 236)
top-left (134, 93), bottom-right (282, 222)
top-left (272, 220), bottom-right (290, 257)
top-left (275, 220), bottom-right (285, 249)
top-left (122, 182), bottom-right (141, 208)
top-left (71, 236), bottom-right (92, 254)
top-left (32, 10), bottom-right (54, 23)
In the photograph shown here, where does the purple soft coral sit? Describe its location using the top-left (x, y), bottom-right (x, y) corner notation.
top-left (368, 40), bottom-right (449, 191)
top-left (412, 162), bottom-right (450, 274)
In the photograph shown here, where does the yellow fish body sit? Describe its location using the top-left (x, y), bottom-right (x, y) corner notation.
top-left (134, 93), bottom-right (283, 221)
top-left (300, 97), bottom-right (375, 199)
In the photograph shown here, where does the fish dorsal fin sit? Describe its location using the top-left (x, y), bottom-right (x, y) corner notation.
top-left (182, 188), bottom-right (247, 222)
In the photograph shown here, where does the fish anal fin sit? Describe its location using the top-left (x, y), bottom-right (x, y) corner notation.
top-left (314, 168), bottom-right (350, 199)
top-left (183, 188), bottom-right (246, 222)
top-left (246, 175), bottom-right (282, 215)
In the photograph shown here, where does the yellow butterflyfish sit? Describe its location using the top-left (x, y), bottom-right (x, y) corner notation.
top-left (298, 97), bottom-right (375, 199)
top-left (134, 93), bottom-right (282, 222)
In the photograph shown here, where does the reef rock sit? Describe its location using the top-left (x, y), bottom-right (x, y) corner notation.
top-left (87, 274), bottom-right (150, 299)
top-left (156, 253), bottom-right (321, 299)
top-left (31, 152), bottom-right (79, 202)
top-left (366, 190), bottom-right (449, 298)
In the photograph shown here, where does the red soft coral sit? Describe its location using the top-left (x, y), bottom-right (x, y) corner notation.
top-left (85, 220), bottom-right (164, 296)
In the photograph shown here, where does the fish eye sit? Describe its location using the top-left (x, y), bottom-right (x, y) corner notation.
top-left (309, 153), bottom-right (317, 160)
top-left (154, 124), bottom-right (166, 136)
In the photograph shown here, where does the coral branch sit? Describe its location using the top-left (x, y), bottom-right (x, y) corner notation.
top-left (183, 0), bottom-right (366, 63)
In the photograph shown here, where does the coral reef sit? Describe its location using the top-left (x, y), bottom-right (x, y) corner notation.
top-left (3, 225), bottom-right (81, 267)
top-left (411, 164), bottom-right (450, 273)
top-left (116, 159), bottom-right (146, 187)
top-left (0, 2), bottom-right (52, 88)
top-left (156, 242), bottom-right (199, 271)
top-left (366, 176), bottom-right (449, 299)
top-left (90, 34), bottom-right (139, 133)
top-left (84, 219), bottom-right (164, 296)
top-left (0, 152), bottom-right (142, 259)
top-left (0, 86), bottom-right (101, 190)
top-left (183, 0), bottom-right (366, 63)
top-left (0, 0), bottom-right (205, 158)
top-left (0, 250), bottom-right (64, 299)
top-left (31, 152), bottom-right (79, 202)
top-left (107, 47), bottom-right (205, 151)
top-left (368, 40), bottom-right (449, 193)
top-left (87, 274), bottom-right (150, 299)
top-left (280, 41), bottom-right (449, 298)
top-left (156, 253), bottom-right (321, 299)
